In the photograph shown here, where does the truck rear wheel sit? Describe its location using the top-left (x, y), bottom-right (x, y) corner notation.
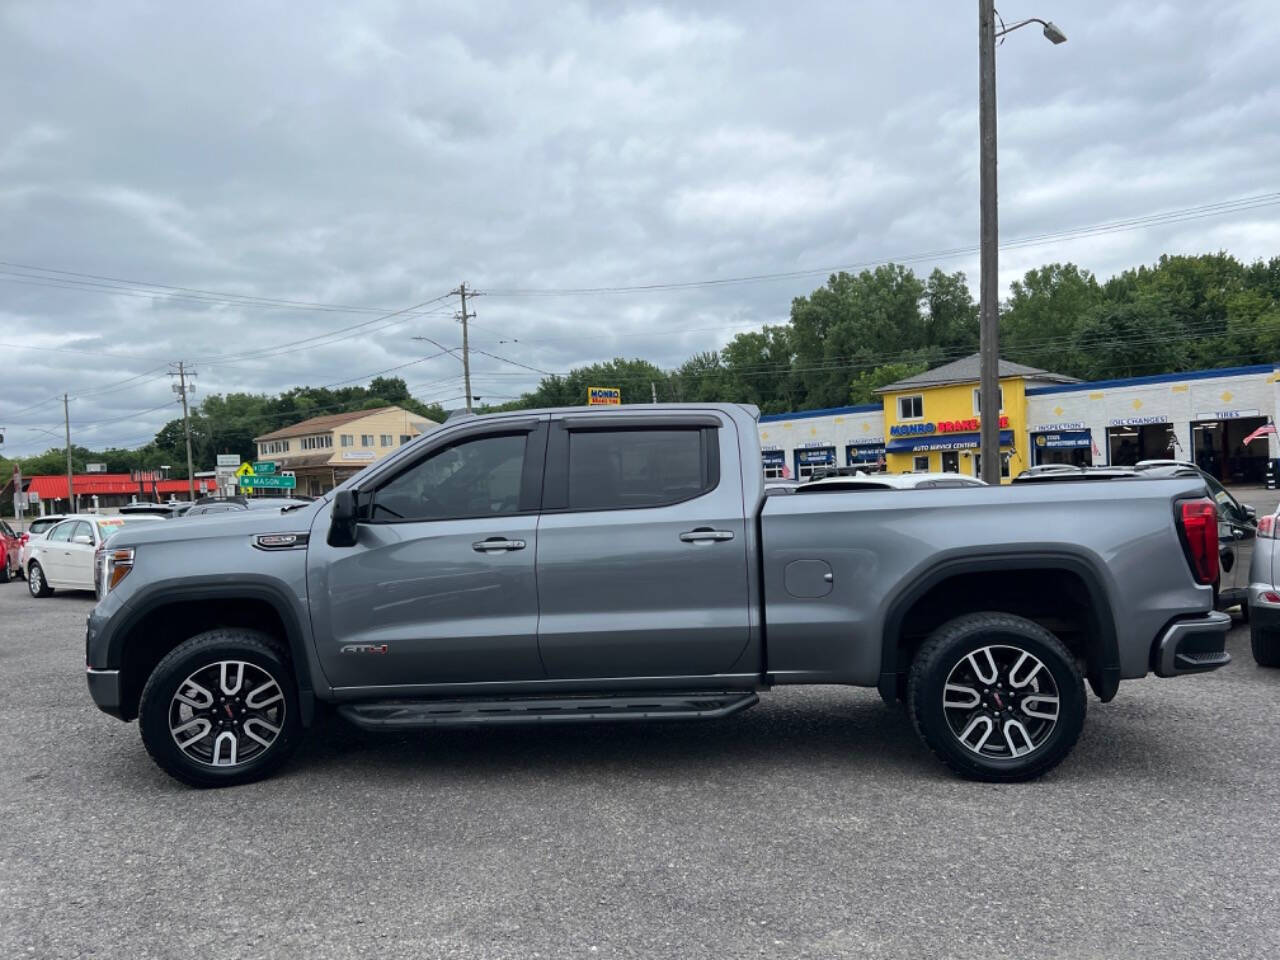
top-left (907, 612), bottom-right (1086, 782)
top-left (138, 629), bottom-right (303, 788)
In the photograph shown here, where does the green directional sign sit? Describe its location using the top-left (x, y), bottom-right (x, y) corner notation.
top-left (252, 461), bottom-right (277, 475)
top-left (239, 474), bottom-right (296, 490)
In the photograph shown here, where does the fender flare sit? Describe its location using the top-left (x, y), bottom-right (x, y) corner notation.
top-left (106, 578), bottom-right (318, 724)
top-left (877, 551), bottom-right (1121, 704)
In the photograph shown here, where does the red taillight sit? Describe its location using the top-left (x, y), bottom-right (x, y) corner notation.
top-left (1258, 515), bottom-right (1276, 539)
top-left (18, 533), bottom-right (29, 546)
top-left (1178, 498), bottom-right (1219, 585)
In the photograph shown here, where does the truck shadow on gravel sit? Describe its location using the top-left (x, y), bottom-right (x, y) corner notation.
top-left (278, 688), bottom-right (1188, 785)
top-left (288, 688), bottom-right (937, 781)
top-left (280, 694), bottom-right (1217, 792)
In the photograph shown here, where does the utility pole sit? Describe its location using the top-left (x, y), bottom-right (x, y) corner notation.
top-left (171, 362), bottom-right (197, 502)
top-left (976, 7), bottom-right (1065, 484)
top-left (63, 393), bottom-right (76, 513)
top-left (451, 283), bottom-right (475, 413)
top-left (978, 0), bottom-right (1001, 485)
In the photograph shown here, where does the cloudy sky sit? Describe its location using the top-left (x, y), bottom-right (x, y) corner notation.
top-left (2, 0), bottom-right (1278, 456)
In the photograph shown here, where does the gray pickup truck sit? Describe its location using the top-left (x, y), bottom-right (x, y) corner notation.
top-left (85, 404), bottom-right (1231, 788)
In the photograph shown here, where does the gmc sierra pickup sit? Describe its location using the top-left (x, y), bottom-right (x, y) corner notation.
top-left (85, 403), bottom-right (1231, 788)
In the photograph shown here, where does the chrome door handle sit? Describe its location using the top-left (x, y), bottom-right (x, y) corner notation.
top-left (472, 538), bottom-right (526, 552)
top-left (679, 529), bottom-right (735, 543)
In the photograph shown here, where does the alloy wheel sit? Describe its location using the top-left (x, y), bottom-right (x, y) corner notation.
top-left (168, 660), bottom-right (286, 768)
top-left (941, 644), bottom-right (1060, 759)
top-left (28, 566), bottom-right (42, 596)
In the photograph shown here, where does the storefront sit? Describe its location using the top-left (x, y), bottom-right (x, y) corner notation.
top-left (759, 359), bottom-right (1280, 486)
top-left (762, 446), bottom-right (787, 480)
top-left (885, 429), bottom-right (1016, 476)
top-left (845, 440), bottom-right (886, 470)
top-left (1027, 363), bottom-right (1280, 482)
top-left (1030, 423), bottom-right (1094, 467)
top-left (794, 444), bottom-right (837, 480)
top-left (875, 355), bottom-right (1071, 483)
top-left (1106, 417), bottom-right (1177, 466)
top-left (1191, 409), bottom-right (1269, 484)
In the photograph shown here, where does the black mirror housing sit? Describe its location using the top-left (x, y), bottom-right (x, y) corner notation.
top-left (327, 489), bottom-right (359, 547)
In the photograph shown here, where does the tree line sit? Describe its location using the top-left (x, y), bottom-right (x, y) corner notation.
top-left (6, 252), bottom-right (1279, 480)
top-left (504, 252), bottom-right (1280, 415)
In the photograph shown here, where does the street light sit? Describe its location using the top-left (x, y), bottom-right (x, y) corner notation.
top-left (977, 3), bottom-right (1066, 485)
top-left (997, 17), bottom-right (1067, 44)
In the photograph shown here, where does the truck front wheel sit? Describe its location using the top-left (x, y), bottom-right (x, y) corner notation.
top-left (907, 613), bottom-right (1086, 782)
top-left (138, 629), bottom-right (303, 788)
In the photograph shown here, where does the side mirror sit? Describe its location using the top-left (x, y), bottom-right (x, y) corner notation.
top-left (73, 534), bottom-right (94, 546)
top-left (327, 489), bottom-right (359, 547)
top-left (1244, 504), bottom-right (1257, 521)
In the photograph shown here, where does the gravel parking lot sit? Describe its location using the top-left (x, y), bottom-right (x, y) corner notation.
top-left (1, 582), bottom-right (1278, 960)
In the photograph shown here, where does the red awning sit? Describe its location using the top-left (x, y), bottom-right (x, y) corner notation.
top-left (24, 474), bottom-right (218, 499)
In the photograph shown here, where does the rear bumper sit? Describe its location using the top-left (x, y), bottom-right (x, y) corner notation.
top-left (1248, 585), bottom-right (1280, 632)
top-left (1151, 611), bottom-right (1232, 677)
top-left (86, 668), bottom-right (125, 719)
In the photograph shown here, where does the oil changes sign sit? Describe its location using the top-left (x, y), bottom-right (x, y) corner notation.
top-left (588, 386), bottom-right (621, 406)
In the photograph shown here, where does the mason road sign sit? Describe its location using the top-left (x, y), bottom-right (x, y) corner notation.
top-left (238, 474), bottom-right (296, 490)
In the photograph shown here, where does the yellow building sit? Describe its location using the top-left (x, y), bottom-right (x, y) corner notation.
top-left (254, 405), bottom-right (439, 496)
top-left (876, 354), bottom-right (1077, 484)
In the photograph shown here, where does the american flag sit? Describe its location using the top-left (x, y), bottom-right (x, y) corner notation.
top-left (1243, 422), bottom-right (1277, 445)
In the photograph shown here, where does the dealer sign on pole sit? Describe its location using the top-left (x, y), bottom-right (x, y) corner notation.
top-left (587, 386), bottom-right (621, 406)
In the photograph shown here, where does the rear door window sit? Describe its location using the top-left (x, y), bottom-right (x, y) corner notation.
top-left (48, 522), bottom-right (74, 542)
top-left (565, 428), bottom-right (712, 511)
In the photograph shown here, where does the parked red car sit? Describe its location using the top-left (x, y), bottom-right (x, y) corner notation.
top-left (0, 519), bottom-right (20, 582)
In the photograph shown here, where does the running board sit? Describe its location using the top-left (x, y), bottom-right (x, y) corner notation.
top-left (337, 691), bottom-right (760, 730)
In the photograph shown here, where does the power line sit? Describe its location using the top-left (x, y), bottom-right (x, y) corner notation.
top-left (481, 193), bottom-right (1280, 296)
top-left (0, 260), bottom-right (444, 315)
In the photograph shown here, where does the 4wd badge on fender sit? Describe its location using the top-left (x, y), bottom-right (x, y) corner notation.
top-left (340, 643), bottom-right (389, 655)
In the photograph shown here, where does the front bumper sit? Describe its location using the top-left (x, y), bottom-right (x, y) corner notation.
top-left (86, 668), bottom-right (124, 719)
top-left (1151, 611), bottom-right (1232, 677)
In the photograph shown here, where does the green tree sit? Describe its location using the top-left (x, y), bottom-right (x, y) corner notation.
top-left (515, 358), bottom-right (671, 408)
top-left (789, 264), bottom-right (927, 408)
top-left (848, 360), bottom-right (929, 405)
top-left (924, 269), bottom-right (979, 352)
top-left (1070, 296), bottom-right (1187, 380)
top-left (1001, 263), bottom-right (1102, 373)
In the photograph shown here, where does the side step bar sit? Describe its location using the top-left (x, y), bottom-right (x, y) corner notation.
top-left (337, 691), bottom-right (760, 731)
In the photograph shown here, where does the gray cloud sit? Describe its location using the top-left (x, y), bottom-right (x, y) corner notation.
top-left (2, 0), bottom-right (1277, 456)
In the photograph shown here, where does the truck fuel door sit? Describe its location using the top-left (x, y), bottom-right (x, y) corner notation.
top-left (785, 559), bottom-right (834, 598)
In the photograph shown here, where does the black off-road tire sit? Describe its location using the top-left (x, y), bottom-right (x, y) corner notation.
top-left (0, 552), bottom-right (11, 583)
top-left (908, 612), bottom-right (1087, 783)
top-left (27, 561), bottom-right (52, 597)
top-left (138, 629), bottom-right (303, 788)
top-left (1250, 625), bottom-right (1280, 668)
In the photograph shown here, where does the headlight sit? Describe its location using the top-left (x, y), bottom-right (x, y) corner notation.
top-left (104, 547), bottom-right (135, 593)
